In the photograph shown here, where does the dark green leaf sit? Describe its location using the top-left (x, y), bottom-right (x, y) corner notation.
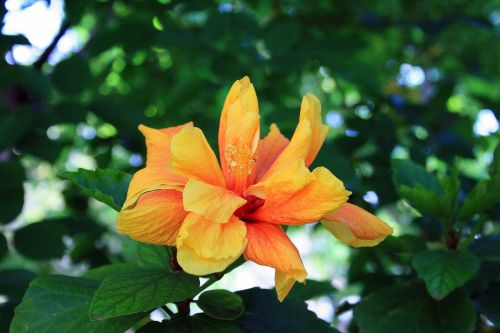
top-left (286, 279), bottom-right (336, 301)
top-left (0, 269), bottom-right (36, 303)
top-left (412, 250), bottom-right (480, 300)
top-left (13, 221), bottom-right (68, 260)
top-left (19, 133), bottom-right (64, 162)
top-left (459, 175), bottom-right (500, 220)
top-left (440, 168), bottom-right (460, 218)
top-left (83, 263), bottom-right (141, 280)
top-left (392, 159), bottom-right (442, 194)
top-left (52, 56), bottom-right (92, 96)
top-left (379, 235), bottom-right (427, 254)
top-left (10, 275), bottom-right (144, 333)
top-left (236, 288), bottom-right (339, 333)
top-left (0, 34), bottom-right (30, 52)
top-left (263, 19), bottom-right (302, 55)
top-left (0, 233), bottom-right (7, 261)
top-left (0, 160), bottom-right (25, 224)
top-left (65, 0), bottom-right (88, 24)
top-left (190, 314), bottom-right (243, 333)
top-left (87, 97), bottom-right (147, 134)
top-left (90, 268), bottom-right (199, 319)
top-left (0, 111), bottom-right (33, 152)
top-left (0, 269), bottom-right (35, 333)
top-left (198, 289), bottom-right (244, 320)
top-left (51, 101), bottom-right (87, 123)
top-left (490, 143), bottom-right (500, 176)
top-left (354, 283), bottom-right (476, 333)
top-left (136, 318), bottom-right (191, 333)
top-left (399, 184), bottom-right (443, 217)
top-left (2, 67), bottom-right (53, 100)
top-left (477, 289), bottom-right (500, 327)
top-left (138, 314), bottom-right (243, 333)
top-left (137, 243), bottom-right (172, 270)
top-left (469, 236), bottom-right (500, 261)
top-left (60, 168), bottom-right (132, 211)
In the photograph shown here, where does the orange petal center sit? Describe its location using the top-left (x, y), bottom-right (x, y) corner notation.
top-left (234, 194), bottom-right (265, 220)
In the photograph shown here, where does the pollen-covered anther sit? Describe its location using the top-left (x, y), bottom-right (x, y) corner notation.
top-left (224, 143), bottom-right (257, 176)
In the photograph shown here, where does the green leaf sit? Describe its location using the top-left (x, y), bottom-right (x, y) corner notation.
top-left (197, 289), bottom-right (244, 320)
top-left (0, 111), bottom-right (33, 152)
top-left (469, 236), bottom-right (500, 261)
top-left (13, 221), bottom-right (68, 260)
top-left (354, 283), bottom-right (476, 333)
top-left (10, 275), bottom-right (144, 333)
top-left (189, 314), bottom-right (243, 333)
top-left (0, 233), bottom-right (7, 261)
top-left (0, 34), bottom-right (29, 52)
top-left (412, 250), bottom-right (480, 300)
top-left (65, 0), bottom-right (88, 24)
top-left (490, 142), bottom-right (500, 176)
top-left (399, 184), bottom-right (443, 217)
top-left (440, 168), bottom-right (460, 218)
top-left (87, 96), bottom-right (147, 134)
top-left (60, 168), bottom-right (132, 211)
top-left (83, 263), bottom-right (141, 280)
top-left (379, 235), bottom-right (426, 255)
top-left (0, 160), bottom-right (25, 224)
top-left (477, 288), bottom-right (500, 327)
top-left (0, 269), bottom-right (36, 303)
top-left (1, 66), bottom-right (53, 100)
top-left (51, 101), bottom-right (87, 123)
top-left (137, 243), bottom-right (172, 270)
top-left (0, 269), bottom-right (35, 332)
top-left (90, 268), bottom-right (199, 319)
top-left (263, 19), bottom-right (302, 55)
top-left (52, 56), bottom-right (92, 96)
top-left (236, 288), bottom-right (339, 333)
top-left (392, 159), bottom-right (442, 194)
top-left (138, 314), bottom-right (243, 333)
top-left (458, 175), bottom-right (500, 220)
top-left (286, 279), bottom-right (336, 301)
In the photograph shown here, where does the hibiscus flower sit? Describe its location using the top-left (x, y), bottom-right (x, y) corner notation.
top-left (116, 77), bottom-right (393, 301)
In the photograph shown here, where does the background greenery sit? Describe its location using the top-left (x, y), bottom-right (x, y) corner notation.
top-left (1, 0), bottom-right (499, 332)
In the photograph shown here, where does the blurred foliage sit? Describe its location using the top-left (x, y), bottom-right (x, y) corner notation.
top-left (0, 0), bottom-right (499, 332)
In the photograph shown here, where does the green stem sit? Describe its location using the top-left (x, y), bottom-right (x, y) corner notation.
top-left (161, 305), bottom-right (175, 318)
top-left (168, 248), bottom-right (224, 317)
top-left (169, 247), bottom-right (191, 316)
top-left (196, 273), bottom-right (224, 293)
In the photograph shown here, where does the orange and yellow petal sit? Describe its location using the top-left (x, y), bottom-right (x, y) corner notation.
top-left (123, 167), bottom-right (186, 209)
top-left (275, 270), bottom-right (301, 303)
top-left (182, 178), bottom-right (246, 223)
top-left (139, 122), bottom-right (193, 170)
top-left (176, 213), bottom-right (247, 275)
top-left (170, 127), bottom-right (225, 188)
top-left (121, 124), bottom-right (192, 209)
top-left (116, 190), bottom-right (187, 246)
top-left (254, 124), bottom-right (289, 182)
top-left (300, 94), bottom-right (329, 166)
top-left (245, 160), bottom-right (350, 225)
top-left (321, 203), bottom-right (393, 247)
top-left (260, 93), bottom-right (328, 180)
top-left (243, 222), bottom-right (307, 301)
top-left (218, 76), bottom-right (260, 194)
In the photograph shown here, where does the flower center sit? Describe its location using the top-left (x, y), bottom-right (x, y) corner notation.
top-left (224, 144), bottom-right (257, 176)
top-left (234, 194), bottom-right (265, 221)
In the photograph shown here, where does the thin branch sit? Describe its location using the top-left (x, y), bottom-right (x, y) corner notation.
top-left (33, 21), bottom-right (70, 70)
top-left (196, 273), bottom-right (224, 294)
top-left (161, 305), bottom-right (175, 318)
